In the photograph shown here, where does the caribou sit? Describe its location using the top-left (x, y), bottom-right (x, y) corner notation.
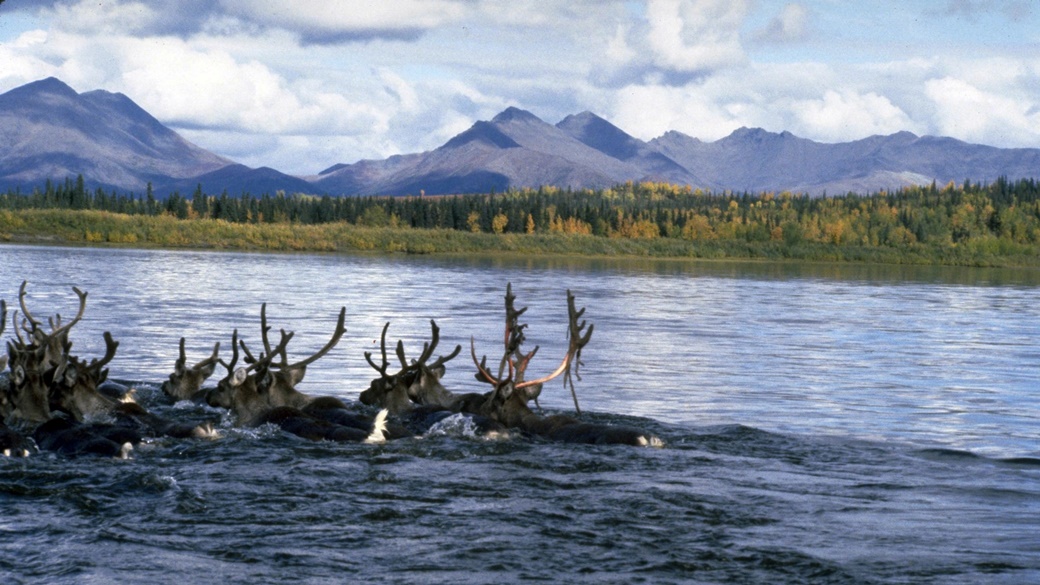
top-left (360, 319), bottom-right (507, 437)
top-left (161, 337), bottom-right (221, 402)
top-left (2, 280), bottom-right (662, 456)
top-left (4, 282), bottom-right (91, 425)
top-left (4, 283), bottom-right (216, 454)
top-left (32, 414), bottom-right (138, 459)
top-left (0, 300), bottom-right (30, 456)
top-left (207, 305), bottom-right (387, 443)
top-left (471, 284), bottom-right (662, 447)
top-left (17, 280), bottom-right (87, 369)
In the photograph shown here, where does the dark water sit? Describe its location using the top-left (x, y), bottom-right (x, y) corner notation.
top-left (1, 245), bottom-right (1039, 584)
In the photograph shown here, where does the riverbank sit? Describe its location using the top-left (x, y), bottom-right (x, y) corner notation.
top-left (2, 208), bottom-right (1039, 267)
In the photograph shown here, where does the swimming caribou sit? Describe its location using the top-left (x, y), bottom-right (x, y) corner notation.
top-left (471, 284), bottom-right (663, 447)
top-left (4, 282), bottom-right (216, 457)
top-left (360, 319), bottom-right (507, 437)
top-left (206, 303), bottom-right (388, 443)
top-left (1, 280), bottom-right (660, 457)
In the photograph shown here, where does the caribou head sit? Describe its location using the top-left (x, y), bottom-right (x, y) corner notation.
top-left (208, 329), bottom-right (278, 424)
top-left (161, 338), bottom-right (221, 402)
top-left (48, 331), bottom-right (121, 421)
top-left (3, 283), bottom-right (92, 425)
top-left (471, 285), bottom-right (661, 447)
top-left (471, 284), bottom-right (592, 429)
top-left (359, 320), bottom-right (462, 414)
top-left (18, 281), bottom-right (87, 369)
top-left (209, 304), bottom-right (347, 424)
top-left (4, 338), bottom-right (53, 424)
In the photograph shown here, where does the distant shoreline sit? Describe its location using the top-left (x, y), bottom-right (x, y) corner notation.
top-left (2, 208), bottom-right (1039, 269)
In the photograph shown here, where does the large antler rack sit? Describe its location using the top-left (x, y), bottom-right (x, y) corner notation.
top-left (72, 331), bottom-right (120, 376)
top-left (19, 280), bottom-right (88, 344)
top-left (364, 322), bottom-right (394, 380)
top-left (412, 320), bottom-right (461, 374)
top-left (471, 284), bottom-right (593, 414)
top-left (366, 319), bottom-right (461, 381)
top-left (51, 330), bottom-right (119, 388)
top-left (257, 303), bottom-right (346, 372)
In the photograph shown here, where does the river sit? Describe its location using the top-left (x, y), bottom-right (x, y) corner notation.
top-left (1, 245), bottom-right (1038, 584)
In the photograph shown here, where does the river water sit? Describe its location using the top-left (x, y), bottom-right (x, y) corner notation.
top-left (1, 244), bottom-right (1038, 584)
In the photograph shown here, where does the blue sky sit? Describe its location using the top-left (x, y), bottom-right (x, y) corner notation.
top-left (1, 0), bottom-right (1037, 175)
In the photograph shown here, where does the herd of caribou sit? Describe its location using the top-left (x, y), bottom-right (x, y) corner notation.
top-left (0, 281), bottom-right (662, 459)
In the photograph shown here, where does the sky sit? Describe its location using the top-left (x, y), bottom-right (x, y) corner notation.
top-left (0, 0), bottom-right (1038, 175)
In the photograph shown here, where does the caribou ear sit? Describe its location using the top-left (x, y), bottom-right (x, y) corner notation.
top-left (12, 365), bottom-right (25, 386)
top-left (521, 382), bottom-right (543, 402)
top-left (498, 382), bottom-right (514, 400)
top-left (259, 371), bottom-right (273, 392)
top-left (428, 364), bottom-right (447, 380)
top-left (63, 365), bottom-right (78, 386)
top-left (232, 367), bottom-right (248, 387)
top-left (199, 362), bottom-right (218, 378)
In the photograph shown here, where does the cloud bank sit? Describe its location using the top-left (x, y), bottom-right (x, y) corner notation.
top-left (1, 0), bottom-right (1037, 174)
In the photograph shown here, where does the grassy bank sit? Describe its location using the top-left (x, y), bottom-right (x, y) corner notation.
top-left (1, 208), bottom-right (1039, 267)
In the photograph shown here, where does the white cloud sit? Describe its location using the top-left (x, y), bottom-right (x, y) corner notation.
top-left (218, 0), bottom-right (468, 42)
top-left (612, 82), bottom-right (756, 142)
top-left (645, 0), bottom-right (748, 74)
top-left (925, 76), bottom-right (1040, 145)
top-left (0, 31), bottom-right (56, 87)
top-left (756, 3), bottom-right (809, 43)
top-left (376, 68), bottom-right (420, 113)
top-left (112, 37), bottom-right (383, 136)
top-left (605, 24), bottom-right (637, 66)
top-left (3, 0), bottom-right (1039, 178)
top-left (42, 0), bottom-right (160, 35)
top-left (791, 90), bottom-right (915, 141)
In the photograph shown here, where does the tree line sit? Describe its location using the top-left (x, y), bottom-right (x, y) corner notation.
top-left (3, 175), bottom-right (1040, 251)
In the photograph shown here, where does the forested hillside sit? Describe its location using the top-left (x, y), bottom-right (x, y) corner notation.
top-left (2, 177), bottom-right (1039, 266)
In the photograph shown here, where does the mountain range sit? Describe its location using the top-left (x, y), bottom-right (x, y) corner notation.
top-left (2, 77), bottom-right (1038, 197)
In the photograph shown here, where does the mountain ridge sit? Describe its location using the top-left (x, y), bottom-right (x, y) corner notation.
top-left (2, 77), bottom-right (1038, 198)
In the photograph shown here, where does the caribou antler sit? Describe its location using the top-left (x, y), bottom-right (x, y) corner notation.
top-left (369, 320), bottom-right (461, 381)
top-left (17, 282), bottom-right (89, 371)
top-left (471, 340), bottom-right (498, 385)
top-left (471, 285), bottom-right (593, 414)
top-left (19, 281), bottom-right (88, 339)
top-left (268, 306), bottom-right (345, 368)
top-left (85, 331), bottom-right (119, 375)
top-left (17, 281), bottom-right (42, 330)
top-left (515, 290), bottom-right (593, 414)
top-left (423, 320), bottom-right (462, 372)
top-left (176, 337), bottom-right (221, 372)
top-left (365, 322), bottom-right (392, 379)
top-left (219, 329), bottom-right (241, 375)
top-left (259, 303), bottom-right (274, 357)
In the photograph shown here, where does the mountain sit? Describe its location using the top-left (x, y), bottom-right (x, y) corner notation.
top-left (650, 127), bottom-right (1040, 195)
top-left (0, 78), bottom-right (309, 195)
top-left (319, 109), bottom-right (1040, 197)
top-left (556, 111), bottom-right (701, 185)
top-left (311, 107), bottom-right (692, 195)
top-left (162, 164), bottom-right (315, 197)
top-left (2, 77), bottom-right (1038, 198)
